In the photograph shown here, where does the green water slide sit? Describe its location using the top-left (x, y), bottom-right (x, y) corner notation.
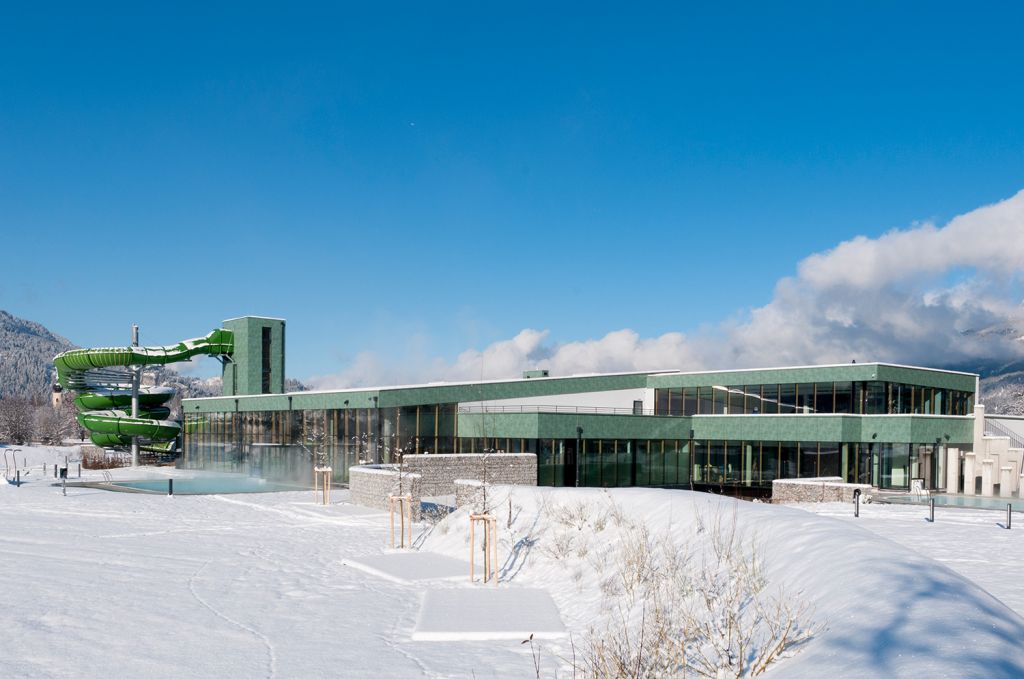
top-left (53, 329), bottom-right (233, 449)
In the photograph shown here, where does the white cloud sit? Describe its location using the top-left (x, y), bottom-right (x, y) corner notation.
top-left (307, 190), bottom-right (1024, 388)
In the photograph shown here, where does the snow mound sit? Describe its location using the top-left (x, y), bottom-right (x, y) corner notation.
top-left (420, 486), bottom-right (1024, 677)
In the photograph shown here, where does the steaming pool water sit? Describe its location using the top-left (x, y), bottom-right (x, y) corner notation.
top-left (103, 475), bottom-right (307, 495)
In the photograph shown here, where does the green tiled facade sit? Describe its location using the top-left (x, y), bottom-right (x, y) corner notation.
top-left (183, 348), bottom-right (976, 494)
top-left (221, 317), bottom-right (286, 396)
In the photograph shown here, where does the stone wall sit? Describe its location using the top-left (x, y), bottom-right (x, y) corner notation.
top-left (454, 480), bottom-right (522, 514)
top-left (348, 465), bottom-right (422, 520)
top-left (401, 453), bottom-right (537, 496)
top-left (771, 477), bottom-right (873, 503)
top-left (454, 479), bottom-right (485, 511)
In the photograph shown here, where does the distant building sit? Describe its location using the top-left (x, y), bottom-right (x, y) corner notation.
top-left (51, 383), bottom-right (65, 409)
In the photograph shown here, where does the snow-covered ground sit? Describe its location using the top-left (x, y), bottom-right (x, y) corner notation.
top-left (3, 445), bottom-right (1023, 678)
top-left (795, 498), bottom-right (1024, 618)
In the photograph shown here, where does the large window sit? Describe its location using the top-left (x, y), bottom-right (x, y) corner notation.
top-left (799, 442), bottom-right (819, 478)
top-left (780, 443), bottom-right (799, 479)
top-left (819, 442), bottom-right (841, 478)
top-left (796, 383), bottom-right (815, 414)
top-left (761, 441), bottom-right (780, 483)
top-left (865, 382), bottom-right (887, 414)
top-left (261, 327), bottom-right (272, 394)
top-left (712, 387), bottom-right (728, 415)
top-left (779, 384), bottom-right (797, 414)
top-left (729, 388), bottom-right (746, 415)
top-left (725, 441), bottom-right (742, 483)
top-left (654, 381), bottom-right (974, 417)
top-left (744, 385), bottom-right (763, 414)
top-left (683, 388), bottom-right (698, 416)
top-left (834, 382), bottom-right (853, 413)
top-left (814, 383), bottom-right (834, 415)
top-left (880, 443), bottom-right (911, 489)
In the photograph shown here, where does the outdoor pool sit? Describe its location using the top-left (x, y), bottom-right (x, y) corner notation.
top-left (884, 493), bottom-right (1024, 512)
top-left (107, 476), bottom-right (308, 495)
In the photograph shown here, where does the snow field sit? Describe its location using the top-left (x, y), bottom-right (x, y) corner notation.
top-left (419, 486), bottom-right (1024, 677)
top-left (4, 444), bottom-right (1024, 678)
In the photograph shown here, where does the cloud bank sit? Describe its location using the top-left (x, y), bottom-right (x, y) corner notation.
top-left (309, 190), bottom-right (1024, 389)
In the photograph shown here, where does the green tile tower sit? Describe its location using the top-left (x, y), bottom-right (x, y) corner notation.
top-left (221, 316), bottom-right (286, 396)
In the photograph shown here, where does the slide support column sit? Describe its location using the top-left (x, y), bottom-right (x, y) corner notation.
top-left (131, 323), bottom-right (140, 468)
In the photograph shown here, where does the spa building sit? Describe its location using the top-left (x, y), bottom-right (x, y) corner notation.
top-left (180, 317), bottom-right (1023, 497)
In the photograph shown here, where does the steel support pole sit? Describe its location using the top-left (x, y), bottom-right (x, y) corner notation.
top-left (131, 323), bottom-right (140, 468)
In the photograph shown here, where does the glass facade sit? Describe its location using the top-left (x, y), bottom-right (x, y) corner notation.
top-left (654, 381), bottom-right (973, 416)
top-left (453, 437), bottom-right (938, 492)
top-left (182, 367), bottom-right (973, 496)
top-left (182, 404), bottom-right (458, 485)
top-left (183, 405), bottom-right (960, 493)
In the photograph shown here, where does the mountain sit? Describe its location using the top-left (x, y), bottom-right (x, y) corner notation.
top-left (953, 318), bottom-right (1024, 414)
top-left (0, 310), bottom-right (306, 405)
top-left (978, 371), bottom-right (1024, 416)
top-left (0, 310), bottom-right (75, 400)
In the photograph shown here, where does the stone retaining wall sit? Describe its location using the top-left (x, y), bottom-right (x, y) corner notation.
top-left (454, 479), bottom-right (485, 511)
top-left (772, 477), bottom-right (874, 503)
top-left (454, 480), bottom-right (524, 514)
top-left (348, 465), bottom-right (422, 519)
top-left (401, 453), bottom-right (537, 496)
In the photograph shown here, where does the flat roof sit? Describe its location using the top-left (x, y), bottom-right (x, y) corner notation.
top-left (222, 316), bottom-right (287, 322)
top-left (183, 362), bottom-right (978, 414)
top-left (187, 369), bottom-right (670, 401)
top-left (646, 361), bottom-right (977, 379)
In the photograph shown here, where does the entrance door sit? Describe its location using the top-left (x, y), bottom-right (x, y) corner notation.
top-left (857, 443), bottom-right (878, 486)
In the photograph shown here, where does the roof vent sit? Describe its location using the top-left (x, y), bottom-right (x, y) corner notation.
top-left (522, 369), bottom-right (550, 379)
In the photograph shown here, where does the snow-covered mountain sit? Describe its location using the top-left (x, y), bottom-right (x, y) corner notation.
top-left (954, 318), bottom-right (1024, 414)
top-left (0, 310), bottom-right (74, 400)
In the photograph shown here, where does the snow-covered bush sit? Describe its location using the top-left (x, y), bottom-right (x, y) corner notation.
top-left (582, 507), bottom-right (816, 678)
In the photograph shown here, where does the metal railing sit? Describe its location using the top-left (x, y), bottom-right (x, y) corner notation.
top-left (457, 404), bottom-right (655, 416)
top-left (984, 418), bottom-right (1024, 449)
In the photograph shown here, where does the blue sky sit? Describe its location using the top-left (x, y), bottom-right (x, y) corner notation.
top-left (2, 3), bottom-right (1023, 382)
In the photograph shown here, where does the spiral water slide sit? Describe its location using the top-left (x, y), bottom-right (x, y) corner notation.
top-left (53, 329), bottom-right (233, 449)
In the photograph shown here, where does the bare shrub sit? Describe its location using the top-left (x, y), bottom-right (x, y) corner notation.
top-left (542, 529), bottom-right (575, 560)
top-left (82, 448), bottom-right (131, 470)
top-left (616, 522), bottom-right (655, 599)
top-left (556, 500), bottom-right (590, 531)
top-left (581, 507), bottom-right (817, 678)
top-left (606, 496), bottom-right (629, 528)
